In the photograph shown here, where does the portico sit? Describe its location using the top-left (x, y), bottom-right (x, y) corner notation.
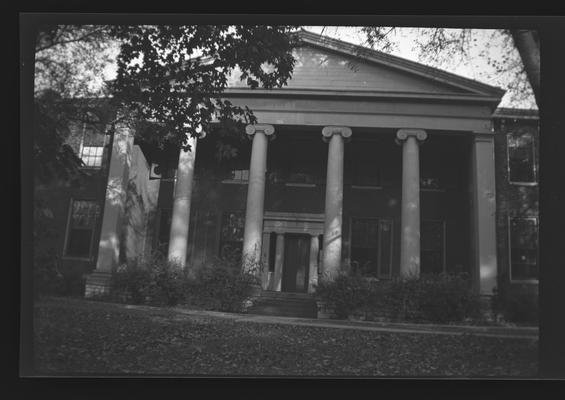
top-left (90, 30), bottom-right (504, 300)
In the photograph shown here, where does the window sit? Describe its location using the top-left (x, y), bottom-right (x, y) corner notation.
top-left (64, 200), bottom-right (100, 258)
top-left (219, 211), bottom-right (245, 260)
top-left (507, 132), bottom-right (536, 184)
top-left (79, 121), bottom-right (106, 169)
top-left (80, 146), bottom-right (104, 167)
top-left (421, 221), bottom-right (445, 274)
top-left (230, 169), bottom-right (249, 182)
top-left (509, 218), bottom-right (538, 281)
top-left (350, 218), bottom-right (393, 278)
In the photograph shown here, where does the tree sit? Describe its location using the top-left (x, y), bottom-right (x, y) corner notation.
top-left (33, 24), bottom-right (118, 186)
top-left (358, 27), bottom-right (539, 109)
top-left (509, 30), bottom-right (540, 107)
top-left (109, 25), bottom-right (299, 156)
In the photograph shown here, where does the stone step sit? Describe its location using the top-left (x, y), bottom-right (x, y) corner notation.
top-left (247, 304), bottom-right (317, 319)
top-left (247, 291), bottom-right (318, 319)
top-left (258, 290), bottom-right (315, 300)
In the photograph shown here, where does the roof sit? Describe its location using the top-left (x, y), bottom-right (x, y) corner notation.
top-left (294, 29), bottom-right (506, 100)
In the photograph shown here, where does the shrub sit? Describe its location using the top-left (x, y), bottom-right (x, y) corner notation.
top-left (315, 272), bottom-right (371, 319)
top-left (194, 256), bottom-right (260, 313)
top-left (34, 250), bottom-right (65, 298)
top-left (316, 271), bottom-right (481, 323)
top-left (111, 253), bottom-right (190, 306)
top-left (492, 286), bottom-right (538, 325)
top-left (411, 273), bottom-right (481, 323)
top-left (110, 251), bottom-right (261, 312)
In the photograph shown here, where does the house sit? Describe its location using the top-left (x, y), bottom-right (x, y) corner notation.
top-left (35, 31), bottom-right (539, 315)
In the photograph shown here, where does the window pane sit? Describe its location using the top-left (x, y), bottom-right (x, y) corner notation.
top-left (81, 146), bottom-right (104, 167)
top-left (510, 218), bottom-right (538, 280)
top-left (508, 133), bottom-right (535, 182)
top-left (71, 201), bottom-right (99, 228)
top-left (66, 229), bottom-right (92, 257)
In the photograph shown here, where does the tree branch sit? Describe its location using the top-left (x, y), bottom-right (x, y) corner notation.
top-left (510, 30), bottom-right (540, 108)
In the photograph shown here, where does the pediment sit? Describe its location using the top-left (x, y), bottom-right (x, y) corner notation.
top-left (226, 30), bottom-right (504, 101)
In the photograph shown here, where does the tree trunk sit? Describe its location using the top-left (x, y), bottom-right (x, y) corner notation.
top-left (511, 30), bottom-right (541, 109)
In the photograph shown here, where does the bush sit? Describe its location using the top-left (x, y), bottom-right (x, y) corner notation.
top-left (110, 251), bottom-right (261, 312)
top-left (34, 249), bottom-right (89, 298)
top-left (34, 250), bottom-right (65, 298)
top-left (316, 272), bottom-right (481, 323)
top-left (315, 272), bottom-right (371, 319)
top-left (492, 286), bottom-right (538, 325)
top-left (111, 253), bottom-right (190, 306)
top-left (387, 273), bottom-right (481, 323)
top-left (193, 256), bottom-right (260, 313)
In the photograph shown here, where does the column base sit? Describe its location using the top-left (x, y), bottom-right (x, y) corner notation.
top-left (84, 271), bottom-right (113, 298)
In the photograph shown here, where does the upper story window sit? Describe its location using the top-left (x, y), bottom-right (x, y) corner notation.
top-left (80, 146), bottom-right (104, 168)
top-left (64, 199), bottom-right (100, 259)
top-left (509, 217), bottom-right (538, 282)
top-left (507, 132), bottom-right (536, 184)
top-left (79, 116), bottom-right (106, 169)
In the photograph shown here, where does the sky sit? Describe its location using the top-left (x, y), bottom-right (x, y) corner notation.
top-left (99, 26), bottom-right (536, 109)
top-left (301, 26), bottom-right (536, 109)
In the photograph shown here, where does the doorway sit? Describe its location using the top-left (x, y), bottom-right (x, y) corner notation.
top-left (282, 234), bottom-right (310, 293)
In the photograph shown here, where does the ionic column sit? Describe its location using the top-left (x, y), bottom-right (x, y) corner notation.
top-left (242, 124), bottom-right (275, 273)
top-left (321, 126), bottom-right (352, 279)
top-left (273, 233), bottom-right (285, 291)
top-left (396, 129), bottom-right (427, 278)
top-left (167, 133), bottom-right (204, 268)
top-left (308, 234), bottom-right (320, 293)
top-left (471, 133), bottom-right (498, 295)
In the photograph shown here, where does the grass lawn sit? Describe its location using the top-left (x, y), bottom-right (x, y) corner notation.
top-left (32, 297), bottom-right (538, 377)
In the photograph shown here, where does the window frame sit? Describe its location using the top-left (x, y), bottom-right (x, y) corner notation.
top-left (218, 211), bottom-right (245, 259)
top-left (420, 219), bottom-right (447, 275)
top-left (78, 119), bottom-right (107, 170)
top-left (508, 216), bottom-right (539, 284)
top-left (62, 198), bottom-right (100, 261)
top-left (221, 168), bottom-right (250, 185)
top-left (506, 131), bottom-right (538, 186)
top-left (348, 216), bottom-right (394, 279)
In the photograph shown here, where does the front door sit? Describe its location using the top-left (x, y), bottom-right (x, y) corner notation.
top-left (282, 234), bottom-right (310, 293)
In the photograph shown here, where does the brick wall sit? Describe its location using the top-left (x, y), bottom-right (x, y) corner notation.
top-left (493, 113), bottom-right (539, 297)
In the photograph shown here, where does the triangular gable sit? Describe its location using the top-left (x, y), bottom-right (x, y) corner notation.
top-left (227, 30), bottom-right (505, 101)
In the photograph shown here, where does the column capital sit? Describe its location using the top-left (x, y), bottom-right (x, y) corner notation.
top-left (322, 126), bottom-right (352, 143)
top-left (394, 129), bottom-right (428, 144)
top-left (246, 124), bottom-right (275, 140)
top-left (396, 129), bottom-right (427, 144)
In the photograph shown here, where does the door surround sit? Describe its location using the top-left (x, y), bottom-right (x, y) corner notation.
top-left (261, 212), bottom-right (325, 292)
